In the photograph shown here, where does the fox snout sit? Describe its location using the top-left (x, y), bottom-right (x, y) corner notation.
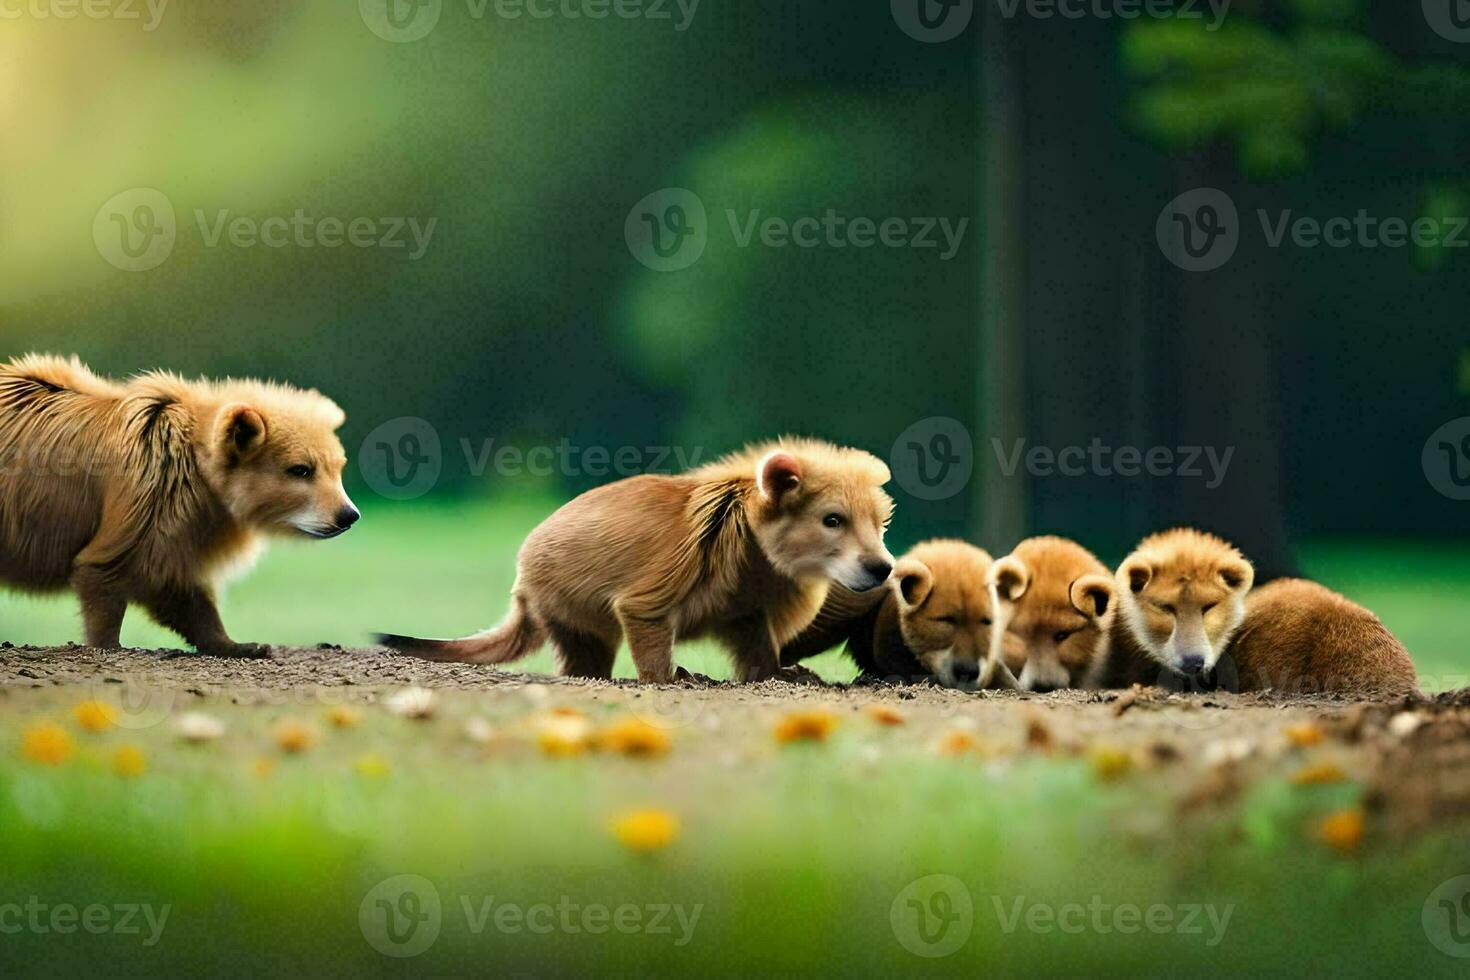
top-left (844, 554), bottom-right (894, 592)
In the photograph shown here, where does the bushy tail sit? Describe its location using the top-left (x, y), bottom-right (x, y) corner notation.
top-left (375, 596), bottom-right (545, 665)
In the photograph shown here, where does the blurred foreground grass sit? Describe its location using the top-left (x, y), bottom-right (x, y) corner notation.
top-left (0, 687), bottom-right (1465, 975)
top-left (1, 497), bottom-right (1465, 688)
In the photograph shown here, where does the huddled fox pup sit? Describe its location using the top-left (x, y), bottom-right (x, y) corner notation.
top-left (1091, 528), bottom-right (1419, 698)
top-left (781, 539), bottom-right (1023, 691)
top-left (0, 354), bottom-right (359, 658)
top-left (378, 438), bottom-right (897, 684)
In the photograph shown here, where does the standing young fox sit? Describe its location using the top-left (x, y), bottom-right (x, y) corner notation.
top-left (0, 354), bottom-right (359, 657)
top-left (378, 438), bottom-right (896, 683)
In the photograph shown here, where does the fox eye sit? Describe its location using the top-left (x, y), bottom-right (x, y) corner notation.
top-left (934, 615), bottom-right (957, 626)
top-left (980, 617), bottom-right (993, 626)
top-left (1054, 630), bottom-right (1076, 644)
top-left (286, 464), bottom-right (314, 479)
top-left (822, 513), bottom-right (844, 529)
top-left (1202, 602), bottom-right (1218, 614)
top-left (1156, 603), bottom-right (1177, 616)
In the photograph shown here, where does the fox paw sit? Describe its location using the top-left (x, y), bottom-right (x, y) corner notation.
top-left (193, 642), bottom-right (273, 660)
top-left (673, 666), bottom-right (717, 684)
top-left (774, 664), bottom-right (827, 687)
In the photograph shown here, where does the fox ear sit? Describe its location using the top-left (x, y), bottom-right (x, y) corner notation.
top-left (1218, 557), bottom-right (1254, 593)
top-left (988, 555), bottom-right (1029, 603)
top-left (892, 558), bottom-right (933, 609)
top-left (217, 404), bottom-right (266, 462)
top-left (1070, 574), bottom-right (1114, 620)
top-left (756, 451), bottom-right (802, 503)
top-left (1120, 556), bottom-right (1152, 595)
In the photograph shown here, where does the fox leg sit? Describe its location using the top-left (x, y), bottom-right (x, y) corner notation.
top-left (546, 619), bottom-right (617, 680)
top-left (71, 565), bottom-right (126, 649)
top-left (722, 616), bottom-right (780, 683)
top-left (616, 612), bottom-right (675, 684)
top-left (142, 587), bottom-right (270, 659)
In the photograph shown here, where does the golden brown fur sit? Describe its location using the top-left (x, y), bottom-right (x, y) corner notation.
top-left (1094, 528), bottom-right (1418, 697)
top-left (0, 354), bottom-right (357, 656)
top-left (1226, 578), bottom-right (1418, 696)
top-left (781, 539), bottom-right (1022, 690)
top-left (378, 437), bottom-right (895, 684)
top-left (988, 536), bottom-right (1115, 692)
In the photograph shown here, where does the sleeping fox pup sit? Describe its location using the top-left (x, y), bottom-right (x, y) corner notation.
top-left (987, 536), bottom-right (1116, 692)
top-left (1093, 528), bottom-right (1419, 697)
top-left (0, 354), bottom-right (358, 657)
top-left (781, 539), bottom-right (1022, 690)
top-left (379, 438), bottom-right (896, 684)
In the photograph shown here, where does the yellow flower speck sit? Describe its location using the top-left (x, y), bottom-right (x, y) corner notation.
top-left (1314, 808), bottom-right (1365, 854)
top-left (21, 723), bottom-right (73, 766)
top-left (1291, 762), bottom-right (1347, 786)
top-left (1089, 745), bottom-right (1133, 782)
top-left (111, 745), bottom-right (147, 778)
top-left (597, 717), bottom-right (671, 757)
top-left (611, 809), bottom-right (679, 853)
top-left (326, 705), bottom-right (362, 729)
top-left (774, 709), bottom-right (839, 744)
top-left (73, 700), bottom-right (118, 733)
top-left (355, 753), bottom-right (390, 778)
top-left (865, 704), bottom-right (906, 726)
top-left (274, 721), bottom-right (317, 754)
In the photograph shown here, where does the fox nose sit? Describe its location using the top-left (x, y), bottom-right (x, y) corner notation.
top-left (951, 660), bottom-right (980, 684)
top-left (335, 505), bottom-right (361, 530)
top-left (1179, 654), bottom-right (1206, 675)
top-left (863, 558), bottom-right (893, 582)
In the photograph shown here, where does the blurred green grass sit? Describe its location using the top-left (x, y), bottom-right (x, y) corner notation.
top-left (2, 497), bottom-right (1464, 689)
top-left (0, 691), bottom-right (1464, 975)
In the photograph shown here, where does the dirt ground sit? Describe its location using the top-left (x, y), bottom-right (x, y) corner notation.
top-left (4, 643), bottom-right (1469, 836)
